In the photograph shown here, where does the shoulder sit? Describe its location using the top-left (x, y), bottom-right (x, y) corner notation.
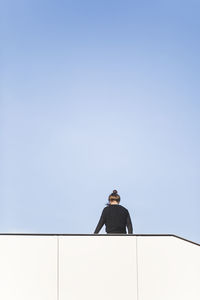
top-left (119, 205), bottom-right (129, 213)
top-left (102, 206), bottom-right (109, 213)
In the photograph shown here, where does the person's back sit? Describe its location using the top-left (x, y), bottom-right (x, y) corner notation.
top-left (94, 190), bottom-right (133, 234)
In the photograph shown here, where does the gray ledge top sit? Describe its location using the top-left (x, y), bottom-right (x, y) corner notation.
top-left (0, 233), bottom-right (199, 246)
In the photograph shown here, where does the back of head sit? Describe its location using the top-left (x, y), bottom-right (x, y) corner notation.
top-left (108, 190), bottom-right (121, 203)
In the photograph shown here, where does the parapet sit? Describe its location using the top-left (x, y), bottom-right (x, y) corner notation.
top-left (0, 234), bottom-right (199, 300)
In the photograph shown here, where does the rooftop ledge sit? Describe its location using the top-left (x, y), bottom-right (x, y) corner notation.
top-left (0, 233), bottom-right (199, 246)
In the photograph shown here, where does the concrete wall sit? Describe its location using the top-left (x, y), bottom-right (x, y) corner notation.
top-left (0, 235), bottom-right (57, 300)
top-left (0, 235), bottom-right (199, 300)
top-left (137, 236), bottom-right (200, 300)
top-left (59, 236), bottom-right (137, 300)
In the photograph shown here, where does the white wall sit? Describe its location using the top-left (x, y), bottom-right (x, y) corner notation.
top-left (137, 236), bottom-right (200, 300)
top-left (0, 235), bottom-right (57, 300)
top-left (0, 235), bottom-right (199, 300)
top-left (59, 236), bottom-right (137, 300)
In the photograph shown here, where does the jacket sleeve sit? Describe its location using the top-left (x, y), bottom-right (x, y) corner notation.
top-left (126, 211), bottom-right (133, 234)
top-left (94, 208), bottom-right (106, 234)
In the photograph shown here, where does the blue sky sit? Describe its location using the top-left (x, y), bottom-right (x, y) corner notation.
top-left (1, 0), bottom-right (199, 243)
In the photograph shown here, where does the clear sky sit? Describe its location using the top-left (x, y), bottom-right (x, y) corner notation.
top-left (1, 0), bottom-right (199, 243)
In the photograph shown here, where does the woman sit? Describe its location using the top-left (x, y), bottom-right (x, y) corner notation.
top-left (94, 190), bottom-right (133, 234)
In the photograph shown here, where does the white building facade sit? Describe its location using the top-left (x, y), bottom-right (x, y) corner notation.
top-left (0, 234), bottom-right (199, 300)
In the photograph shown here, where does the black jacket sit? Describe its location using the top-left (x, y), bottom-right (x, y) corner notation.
top-left (94, 204), bottom-right (133, 234)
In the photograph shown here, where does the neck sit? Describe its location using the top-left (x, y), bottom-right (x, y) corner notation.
top-left (110, 201), bottom-right (119, 205)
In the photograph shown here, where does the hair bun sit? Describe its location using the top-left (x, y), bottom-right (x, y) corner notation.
top-left (108, 190), bottom-right (120, 202)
